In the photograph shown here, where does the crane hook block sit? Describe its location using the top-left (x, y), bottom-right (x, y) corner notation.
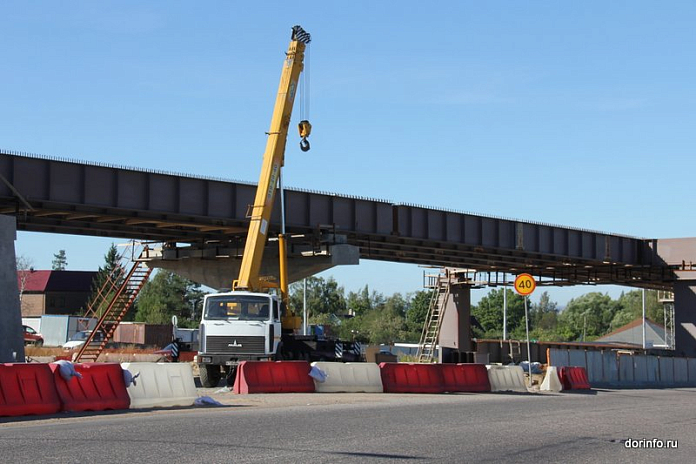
top-left (298, 120), bottom-right (312, 138)
top-left (298, 120), bottom-right (311, 151)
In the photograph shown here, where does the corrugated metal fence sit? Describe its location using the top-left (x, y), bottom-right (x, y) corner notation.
top-left (549, 348), bottom-right (696, 388)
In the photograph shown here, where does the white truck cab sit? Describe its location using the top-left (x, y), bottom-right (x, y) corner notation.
top-left (196, 291), bottom-right (283, 387)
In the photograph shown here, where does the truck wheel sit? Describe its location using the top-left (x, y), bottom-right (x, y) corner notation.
top-left (199, 364), bottom-right (222, 388)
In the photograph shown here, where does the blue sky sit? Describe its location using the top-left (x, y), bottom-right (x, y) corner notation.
top-left (2, 2), bottom-right (695, 306)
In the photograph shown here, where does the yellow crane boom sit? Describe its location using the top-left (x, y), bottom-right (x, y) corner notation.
top-left (233, 25), bottom-right (311, 295)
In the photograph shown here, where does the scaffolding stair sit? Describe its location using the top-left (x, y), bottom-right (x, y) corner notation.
top-left (416, 270), bottom-right (452, 363)
top-left (73, 244), bottom-right (153, 363)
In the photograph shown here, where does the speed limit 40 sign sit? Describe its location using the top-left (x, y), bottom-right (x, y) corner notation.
top-left (514, 273), bottom-right (536, 296)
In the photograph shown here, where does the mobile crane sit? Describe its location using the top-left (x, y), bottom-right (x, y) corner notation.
top-left (195, 26), bottom-right (359, 388)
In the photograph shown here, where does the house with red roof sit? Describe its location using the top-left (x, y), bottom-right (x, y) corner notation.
top-left (17, 270), bottom-right (98, 316)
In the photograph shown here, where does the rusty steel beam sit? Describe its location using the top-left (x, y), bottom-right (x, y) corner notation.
top-left (0, 150), bottom-right (675, 287)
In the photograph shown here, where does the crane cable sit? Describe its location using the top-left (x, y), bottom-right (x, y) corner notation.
top-left (298, 41), bottom-right (311, 152)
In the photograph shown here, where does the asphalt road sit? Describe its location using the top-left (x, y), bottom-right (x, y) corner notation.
top-left (1, 388), bottom-right (694, 463)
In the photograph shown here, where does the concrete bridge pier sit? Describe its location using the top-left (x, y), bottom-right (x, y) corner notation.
top-left (0, 215), bottom-right (25, 362)
top-left (673, 281), bottom-right (696, 357)
top-left (654, 238), bottom-right (696, 357)
top-left (438, 284), bottom-right (474, 363)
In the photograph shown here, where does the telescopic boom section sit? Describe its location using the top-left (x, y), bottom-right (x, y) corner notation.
top-left (233, 26), bottom-right (311, 292)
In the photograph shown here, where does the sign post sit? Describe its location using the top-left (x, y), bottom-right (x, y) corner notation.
top-left (514, 273), bottom-right (536, 388)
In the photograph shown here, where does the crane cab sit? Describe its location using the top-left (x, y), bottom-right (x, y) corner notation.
top-left (198, 291), bottom-right (283, 367)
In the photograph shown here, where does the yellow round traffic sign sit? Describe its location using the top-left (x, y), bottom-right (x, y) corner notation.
top-left (514, 273), bottom-right (536, 295)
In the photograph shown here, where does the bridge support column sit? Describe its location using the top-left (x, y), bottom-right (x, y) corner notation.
top-left (438, 285), bottom-right (473, 363)
top-left (673, 281), bottom-right (696, 357)
top-left (0, 215), bottom-right (24, 362)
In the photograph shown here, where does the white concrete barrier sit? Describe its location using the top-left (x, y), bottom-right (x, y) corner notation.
top-left (540, 366), bottom-right (562, 392)
top-left (121, 362), bottom-right (197, 409)
top-left (310, 362), bottom-right (383, 393)
top-left (486, 365), bottom-right (527, 393)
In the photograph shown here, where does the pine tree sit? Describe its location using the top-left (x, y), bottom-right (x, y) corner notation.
top-left (52, 249), bottom-right (68, 270)
top-left (135, 270), bottom-right (205, 326)
top-left (86, 244), bottom-right (121, 316)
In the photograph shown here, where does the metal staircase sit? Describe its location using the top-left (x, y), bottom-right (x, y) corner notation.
top-left (73, 243), bottom-right (154, 362)
top-left (416, 269), bottom-right (452, 363)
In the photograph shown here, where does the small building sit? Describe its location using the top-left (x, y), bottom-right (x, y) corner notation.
top-left (596, 318), bottom-right (667, 348)
top-left (18, 270), bottom-right (98, 317)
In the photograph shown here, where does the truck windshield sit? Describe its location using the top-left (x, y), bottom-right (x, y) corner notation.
top-left (204, 295), bottom-right (271, 321)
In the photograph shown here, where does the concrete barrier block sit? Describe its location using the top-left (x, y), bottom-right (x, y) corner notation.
top-left (441, 364), bottom-right (491, 393)
top-left (379, 363), bottom-right (445, 393)
top-left (311, 362), bottom-right (383, 393)
top-left (234, 361), bottom-right (315, 394)
top-left (121, 362), bottom-right (197, 409)
top-left (486, 365), bottom-right (527, 393)
top-left (559, 366), bottom-right (591, 390)
top-left (0, 363), bottom-right (61, 417)
top-left (50, 362), bottom-right (130, 412)
top-left (540, 366), bottom-right (562, 392)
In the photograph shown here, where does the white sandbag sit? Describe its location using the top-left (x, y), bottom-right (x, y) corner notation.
top-left (309, 365), bottom-right (328, 383)
top-left (53, 360), bottom-right (83, 381)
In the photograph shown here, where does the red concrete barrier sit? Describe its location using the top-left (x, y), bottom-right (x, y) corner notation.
top-left (233, 361), bottom-right (315, 394)
top-left (49, 363), bottom-right (130, 412)
top-left (441, 364), bottom-right (491, 392)
top-left (559, 366), bottom-right (591, 390)
top-left (379, 363), bottom-right (445, 393)
top-left (0, 363), bottom-right (61, 417)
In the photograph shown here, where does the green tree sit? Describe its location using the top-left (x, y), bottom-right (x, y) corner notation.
top-left (471, 288), bottom-right (525, 339)
top-left (353, 297), bottom-right (410, 344)
top-left (346, 285), bottom-right (385, 316)
top-left (526, 291), bottom-right (562, 340)
top-left (86, 244), bottom-right (121, 317)
top-left (134, 270), bottom-right (205, 326)
top-left (52, 249), bottom-right (68, 270)
top-left (558, 292), bottom-right (620, 341)
top-left (610, 290), bottom-right (663, 331)
top-left (288, 276), bottom-right (347, 322)
top-left (406, 290), bottom-right (433, 330)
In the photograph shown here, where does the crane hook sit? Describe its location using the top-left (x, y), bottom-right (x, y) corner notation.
top-left (298, 120), bottom-right (312, 152)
